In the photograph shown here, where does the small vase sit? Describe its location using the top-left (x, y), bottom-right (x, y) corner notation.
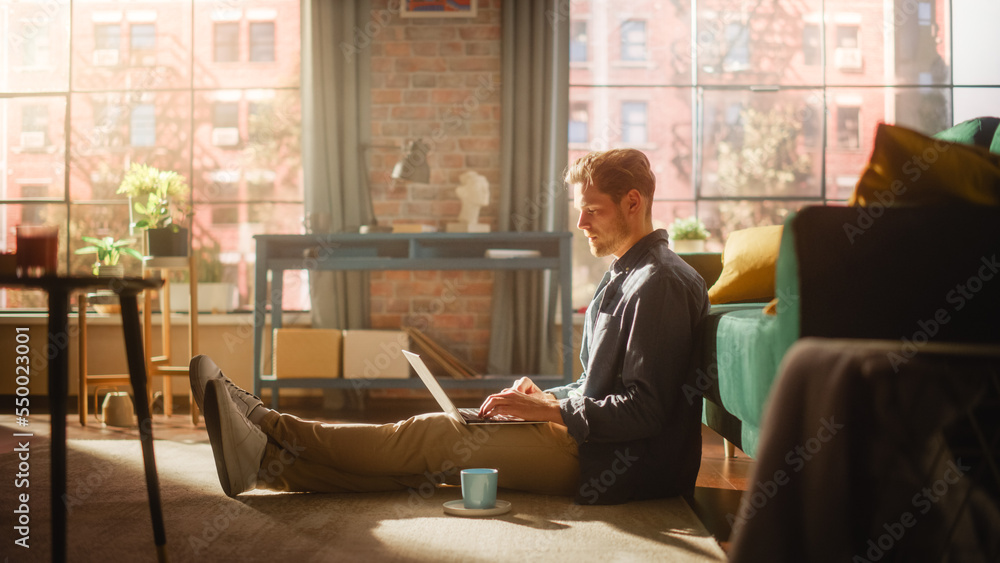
top-left (672, 239), bottom-right (706, 253)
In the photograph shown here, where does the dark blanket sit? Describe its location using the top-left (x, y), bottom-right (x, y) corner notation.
top-left (729, 338), bottom-right (1000, 562)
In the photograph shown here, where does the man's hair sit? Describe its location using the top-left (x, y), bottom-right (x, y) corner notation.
top-left (564, 148), bottom-right (656, 210)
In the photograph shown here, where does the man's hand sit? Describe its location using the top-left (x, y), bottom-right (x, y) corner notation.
top-left (478, 377), bottom-right (564, 425)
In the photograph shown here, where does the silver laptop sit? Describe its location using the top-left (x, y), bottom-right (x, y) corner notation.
top-left (402, 350), bottom-right (546, 425)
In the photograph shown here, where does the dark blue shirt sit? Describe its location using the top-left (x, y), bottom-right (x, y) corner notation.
top-left (548, 229), bottom-right (710, 504)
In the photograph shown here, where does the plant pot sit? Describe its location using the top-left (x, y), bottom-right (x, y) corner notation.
top-left (96, 264), bottom-right (124, 278)
top-left (145, 227), bottom-right (189, 257)
top-left (672, 239), bottom-right (706, 253)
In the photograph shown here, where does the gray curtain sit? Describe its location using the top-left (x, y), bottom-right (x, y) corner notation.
top-left (487, 0), bottom-right (570, 375)
top-left (302, 0), bottom-right (372, 330)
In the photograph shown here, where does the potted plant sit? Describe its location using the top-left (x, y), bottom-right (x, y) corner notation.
top-left (74, 236), bottom-right (143, 277)
top-left (117, 163), bottom-right (191, 257)
top-left (667, 217), bottom-right (710, 253)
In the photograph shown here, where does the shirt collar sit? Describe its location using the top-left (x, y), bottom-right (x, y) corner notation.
top-left (610, 229), bottom-right (669, 276)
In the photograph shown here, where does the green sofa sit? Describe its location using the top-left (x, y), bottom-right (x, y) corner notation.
top-left (695, 204), bottom-right (1000, 457)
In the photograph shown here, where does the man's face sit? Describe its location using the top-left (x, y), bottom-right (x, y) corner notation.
top-left (574, 182), bottom-right (630, 258)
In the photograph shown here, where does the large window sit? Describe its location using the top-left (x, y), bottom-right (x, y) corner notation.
top-left (568, 0), bottom-right (1000, 306)
top-left (0, 1), bottom-right (303, 310)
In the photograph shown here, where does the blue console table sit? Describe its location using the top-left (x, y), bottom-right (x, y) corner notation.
top-left (252, 231), bottom-right (574, 408)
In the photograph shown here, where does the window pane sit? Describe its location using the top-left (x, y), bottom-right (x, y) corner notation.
top-left (214, 22), bottom-right (239, 62)
top-left (570, 1), bottom-right (690, 87)
top-left (194, 89), bottom-right (301, 202)
top-left (2, 97), bottom-right (67, 199)
top-left (697, 0), bottom-right (824, 86)
top-left (701, 89), bottom-right (823, 198)
top-left (954, 87), bottom-right (1000, 124)
top-left (953, 0), bottom-right (1000, 85)
top-left (71, 2), bottom-right (193, 91)
top-left (828, 2), bottom-right (950, 86)
top-left (68, 92), bottom-right (192, 202)
top-left (2, 2), bottom-right (71, 92)
top-left (824, 87), bottom-right (952, 200)
top-left (249, 22), bottom-right (275, 62)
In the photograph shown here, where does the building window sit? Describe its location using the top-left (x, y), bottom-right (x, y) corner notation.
top-left (834, 24), bottom-right (862, 70)
top-left (570, 21), bottom-right (588, 63)
top-left (723, 23), bottom-right (750, 71)
top-left (130, 103), bottom-right (156, 147)
top-left (213, 102), bottom-right (241, 146)
top-left (24, 25), bottom-right (51, 67)
top-left (621, 101), bottom-right (648, 144)
top-left (130, 23), bottom-right (156, 66)
top-left (93, 24), bottom-right (121, 66)
top-left (803, 23), bottom-right (820, 66)
top-left (620, 20), bottom-right (647, 62)
top-left (249, 22), bottom-right (275, 62)
top-left (569, 102), bottom-right (589, 144)
top-left (836, 106), bottom-right (860, 149)
top-left (20, 105), bottom-right (48, 149)
top-left (214, 22), bottom-right (239, 62)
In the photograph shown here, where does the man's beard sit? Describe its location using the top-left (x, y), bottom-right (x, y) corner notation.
top-left (587, 207), bottom-right (629, 258)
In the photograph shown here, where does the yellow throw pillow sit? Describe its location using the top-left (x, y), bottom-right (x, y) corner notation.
top-left (849, 122), bottom-right (1000, 207)
top-left (707, 225), bottom-right (784, 304)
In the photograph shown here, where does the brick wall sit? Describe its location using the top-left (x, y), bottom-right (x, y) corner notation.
top-left (366, 0), bottom-right (502, 370)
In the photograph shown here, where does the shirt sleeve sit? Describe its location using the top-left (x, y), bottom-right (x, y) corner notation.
top-left (546, 377), bottom-right (585, 400)
top-left (556, 272), bottom-right (703, 444)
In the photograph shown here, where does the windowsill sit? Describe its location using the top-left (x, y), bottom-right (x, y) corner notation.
top-left (0, 310), bottom-right (313, 326)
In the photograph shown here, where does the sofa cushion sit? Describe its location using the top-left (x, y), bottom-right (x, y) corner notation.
top-left (707, 225), bottom-right (783, 304)
top-left (849, 123), bottom-right (1000, 207)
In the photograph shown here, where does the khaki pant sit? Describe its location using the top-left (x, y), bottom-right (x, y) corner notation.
top-left (254, 411), bottom-right (580, 496)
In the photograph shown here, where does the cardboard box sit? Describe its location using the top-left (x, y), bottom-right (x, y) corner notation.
top-left (342, 330), bottom-right (411, 379)
top-left (273, 328), bottom-right (342, 378)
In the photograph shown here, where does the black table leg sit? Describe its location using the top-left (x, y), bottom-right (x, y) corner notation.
top-left (47, 289), bottom-right (68, 562)
top-left (119, 292), bottom-right (168, 561)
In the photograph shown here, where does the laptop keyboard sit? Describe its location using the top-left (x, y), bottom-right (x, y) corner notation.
top-left (458, 407), bottom-right (520, 423)
top-left (459, 407), bottom-right (485, 422)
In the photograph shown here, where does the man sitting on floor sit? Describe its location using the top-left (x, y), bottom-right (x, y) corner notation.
top-left (192, 148), bottom-right (710, 504)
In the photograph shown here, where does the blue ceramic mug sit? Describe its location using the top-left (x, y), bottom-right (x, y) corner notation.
top-left (461, 468), bottom-right (498, 509)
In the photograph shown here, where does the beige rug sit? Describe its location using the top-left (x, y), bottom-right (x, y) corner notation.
top-left (0, 438), bottom-right (726, 562)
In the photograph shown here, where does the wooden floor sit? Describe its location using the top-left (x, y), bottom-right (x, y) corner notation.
top-left (4, 394), bottom-right (754, 552)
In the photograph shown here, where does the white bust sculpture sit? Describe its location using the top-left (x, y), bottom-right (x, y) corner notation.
top-left (455, 170), bottom-right (490, 225)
